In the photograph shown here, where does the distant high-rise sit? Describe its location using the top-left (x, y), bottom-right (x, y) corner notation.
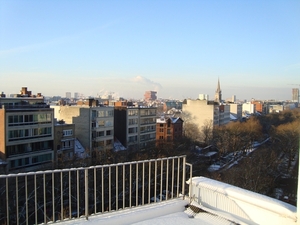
top-left (199, 94), bottom-right (209, 100)
top-left (292, 88), bottom-right (299, 102)
top-left (231, 95), bottom-right (236, 103)
top-left (66, 92), bottom-right (71, 99)
top-left (214, 78), bottom-right (222, 103)
top-left (74, 92), bottom-right (79, 99)
top-left (144, 91), bottom-right (157, 101)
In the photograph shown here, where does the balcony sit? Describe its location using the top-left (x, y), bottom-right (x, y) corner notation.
top-left (0, 156), bottom-right (297, 225)
top-left (0, 156), bottom-right (189, 225)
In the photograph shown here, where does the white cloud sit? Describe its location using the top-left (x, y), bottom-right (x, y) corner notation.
top-left (132, 76), bottom-right (163, 91)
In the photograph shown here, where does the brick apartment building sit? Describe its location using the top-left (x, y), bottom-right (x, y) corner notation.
top-left (144, 91), bottom-right (157, 101)
top-left (156, 116), bottom-right (183, 146)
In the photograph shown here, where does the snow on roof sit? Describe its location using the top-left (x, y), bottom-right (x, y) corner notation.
top-left (205, 152), bottom-right (218, 157)
top-left (189, 177), bottom-right (297, 221)
top-left (156, 117), bottom-right (181, 124)
top-left (60, 198), bottom-right (234, 225)
top-left (74, 139), bottom-right (85, 158)
top-left (114, 138), bottom-right (127, 151)
top-left (230, 114), bottom-right (237, 120)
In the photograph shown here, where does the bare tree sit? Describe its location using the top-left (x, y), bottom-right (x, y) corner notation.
top-left (199, 119), bottom-right (213, 145)
top-left (270, 119), bottom-right (300, 172)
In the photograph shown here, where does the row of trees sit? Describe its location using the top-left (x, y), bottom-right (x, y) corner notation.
top-left (179, 109), bottom-right (300, 196)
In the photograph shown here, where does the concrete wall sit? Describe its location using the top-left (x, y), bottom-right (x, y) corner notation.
top-left (55, 106), bottom-right (91, 150)
top-left (229, 104), bottom-right (242, 120)
top-left (182, 99), bottom-right (215, 131)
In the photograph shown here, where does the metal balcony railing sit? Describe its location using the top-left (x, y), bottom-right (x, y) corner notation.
top-left (0, 156), bottom-right (191, 225)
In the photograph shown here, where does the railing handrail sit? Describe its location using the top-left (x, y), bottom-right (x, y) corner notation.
top-left (0, 156), bottom-right (187, 178)
top-left (0, 155), bottom-right (190, 225)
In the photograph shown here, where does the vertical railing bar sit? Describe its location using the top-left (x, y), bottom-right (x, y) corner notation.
top-left (94, 168), bottom-right (97, 214)
top-left (177, 158), bottom-right (180, 197)
top-left (166, 159), bottom-right (169, 200)
top-left (77, 170), bottom-right (79, 218)
top-left (123, 164), bottom-right (125, 209)
top-left (6, 178), bottom-right (9, 225)
top-left (116, 165), bottom-right (118, 211)
top-left (182, 157), bottom-right (186, 199)
top-left (160, 160), bottom-right (163, 201)
top-left (148, 161), bottom-right (151, 204)
top-left (15, 177), bottom-right (19, 225)
top-left (136, 163), bottom-right (138, 206)
top-left (186, 163), bottom-right (193, 199)
top-left (52, 173), bottom-right (55, 222)
top-left (43, 173), bottom-right (46, 224)
top-left (34, 174), bottom-right (37, 225)
top-left (85, 168), bottom-right (89, 219)
top-left (142, 162), bottom-right (145, 205)
top-left (129, 164), bottom-right (132, 207)
top-left (2, 156), bottom-right (190, 224)
top-left (171, 158), bottom-right (174, 200)
top-left (154, 160), bottom-right (157, 202)
top-left (101, 168), bottom-right (104, 213)
top-left (109, 166), bottom-right (111, 212)
top-left (69, 171), bottom-right (71, 219)
top-left (60, 171), bottom-right (63, 221)
top-left (25, 175), bottom-right (28, 225)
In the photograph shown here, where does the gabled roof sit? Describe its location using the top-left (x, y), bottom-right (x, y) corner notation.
top-left (156, 117), bottom-right (183, 124)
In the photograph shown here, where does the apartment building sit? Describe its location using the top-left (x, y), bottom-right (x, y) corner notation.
top-left (182, 99), bottom-right (230, 129)
top-left (229, 103), bottom-right (243, 120)
top-left (0, 88), bottom-right (54, 172)
top-left (162, 101), bottom-right (183, 112)
top-left (156, 116), bottom-right (183, 146)
top-left (242, 102), bottom-right (256, 116)
top-left (251, 100), bottom-right (264, 114)
top-left (54, 121), bottom-right (75, 162)
top-left (292, 88), bottom-right (299, 103)
top-left (144, 91), bottom-right (157, 101)
top-left (114, 103), bottom-right (157, 150)
top-left (51, 98), bottom-right (114, 153)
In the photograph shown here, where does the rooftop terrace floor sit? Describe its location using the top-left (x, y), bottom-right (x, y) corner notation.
top-left (61, 198), bottom-right (235, 225)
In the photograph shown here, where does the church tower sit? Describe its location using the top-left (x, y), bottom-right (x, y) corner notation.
top-left (215, 78), bottom-right (222, 103)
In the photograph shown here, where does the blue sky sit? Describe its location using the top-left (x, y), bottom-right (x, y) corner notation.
top-left (0, 0), bottom-right (299, 101)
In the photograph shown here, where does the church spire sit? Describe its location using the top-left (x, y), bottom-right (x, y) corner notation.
top-left (215, 78), bottom-right (222, 103)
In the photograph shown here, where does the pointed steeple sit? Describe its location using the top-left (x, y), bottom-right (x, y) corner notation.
top-left (215, 78), bottom-right (222, 103)
top-left (217, 78), bottom-right (221, 92)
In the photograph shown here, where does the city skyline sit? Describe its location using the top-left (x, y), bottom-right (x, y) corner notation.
top-left (1, 0), bottom-right (299, 100)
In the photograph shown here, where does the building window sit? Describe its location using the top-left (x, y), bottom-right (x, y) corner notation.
top-left (129, 118), bottom-right (138, 125)
top-left (96, 131), bottom-right (104, 137)
top-left (128, 110), bottom-right (138, 116)
top-left (106, 130), bottom-right (112, 135)
top-left (160, 128), bottom-right (164, 132)
top-left (63, 129), bottom-right (73, 136)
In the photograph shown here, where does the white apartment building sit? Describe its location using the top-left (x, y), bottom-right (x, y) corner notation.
top-left (51, 104), bottom-right (114, 152)
top-left (242, 102), bottom-right (256, 116)
top-left (182, 99), bottom-right (230, 130)
top-left (229, 103), bottom-right (243, 120)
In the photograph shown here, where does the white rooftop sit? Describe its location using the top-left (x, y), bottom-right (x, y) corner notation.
top-left (61, 198), bottom-right (235, 225)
